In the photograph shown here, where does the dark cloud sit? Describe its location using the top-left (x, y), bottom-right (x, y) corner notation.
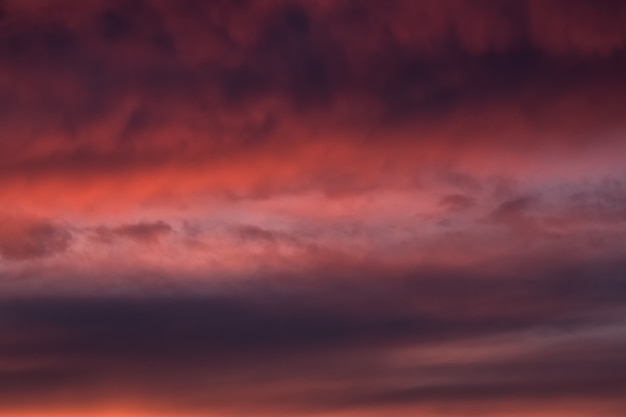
top-left (0, 0), bottom-right (624, 183)
top-left (230, 224), bottom-right (306, 247)
top-left (100, 8), bottom-right (136, 43)
top-left (0, 216), bottom-right (71, 261)
top-left (1, 256), bottom-right (625, 413)
top-left (93, 221), bottom-right (172, 244)
top-left (439, 194), bottom-right (476, 211)
top-left (490, 195), bottom-right (536, 222)
top-left (233, 224), bottom-right (282, 243)
top-left (568, 179), bottom-right (626, 222)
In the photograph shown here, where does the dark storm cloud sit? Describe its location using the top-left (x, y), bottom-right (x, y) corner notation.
top-left (1, 256), bottom-right (626, 413)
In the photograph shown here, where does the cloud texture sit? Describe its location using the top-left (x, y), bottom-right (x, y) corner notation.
top-left (0, 1), bottom-right (625, 416)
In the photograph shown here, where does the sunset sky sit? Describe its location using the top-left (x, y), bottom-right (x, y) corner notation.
top-left (1, 0), bottom-right (626, 416)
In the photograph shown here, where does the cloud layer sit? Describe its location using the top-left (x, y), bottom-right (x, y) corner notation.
top-left (1, 1), bottom-right (625, 416)
top-left (0, 0), bottom-right (625, 208)
top-left (2, 258), bottom-right (626, 416)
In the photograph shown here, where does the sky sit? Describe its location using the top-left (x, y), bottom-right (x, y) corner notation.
top-left (1, 0), bottom-right (626, 416)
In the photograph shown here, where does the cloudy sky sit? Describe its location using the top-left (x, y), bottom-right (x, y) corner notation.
top-left (1, 0), bottom-right (626, 416)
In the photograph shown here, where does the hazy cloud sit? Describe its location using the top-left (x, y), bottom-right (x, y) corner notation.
top-left (0, 216), bottom-right (71, 261)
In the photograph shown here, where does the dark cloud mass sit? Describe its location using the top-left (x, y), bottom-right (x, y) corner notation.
top-left (94, 221), bottom-right (173, 244)
top-left (1, 256), bottom-right (626, 415)
top-left (0, 0), bottom-right (624, 183)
